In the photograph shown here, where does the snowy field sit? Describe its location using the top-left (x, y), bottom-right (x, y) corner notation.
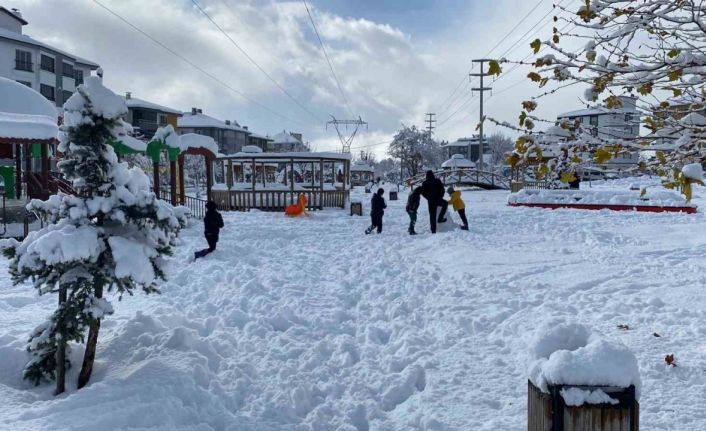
top-left (2, 178), bottom-right (706, 430)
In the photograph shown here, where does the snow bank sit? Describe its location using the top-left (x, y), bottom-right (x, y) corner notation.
top-left (529, 320), bottom-right (641, 400)
top-left (508, 188), bottom-right (694, 208)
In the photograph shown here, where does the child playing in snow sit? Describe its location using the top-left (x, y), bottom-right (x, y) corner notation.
top-left (195, 201), bottom-right (224, 259)
top-left (447, 186), bottom-right (469, 231)
top-left (365, 188), bottom-right (387, 234)
top-left (406, 187), bottom-right (421, 235)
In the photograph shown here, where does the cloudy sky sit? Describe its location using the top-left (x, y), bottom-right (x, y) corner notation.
top-left (6, 0), bottom-right (585, 157)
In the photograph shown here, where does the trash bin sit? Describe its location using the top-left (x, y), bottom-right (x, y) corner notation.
top-left (528, 380), bottom-right (639, 431)
top-left (389, 191), bottom-right (398, 201)
top-left (350, 202), bottom-right (363, 216)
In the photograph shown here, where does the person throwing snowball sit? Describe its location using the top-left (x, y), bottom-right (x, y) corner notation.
top-left (420, 170), bottom-right (448, 234)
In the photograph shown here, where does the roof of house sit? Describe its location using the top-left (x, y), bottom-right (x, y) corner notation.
top-left (177, 112), bottom-right (249, 132)
top-left (248, 132), bottom-right (273, 141)
top-left (0, 27), bottom-right (99, 68)
top-left (558, 106), bottom-right (636, 118)
top-left (122, 96), bottom-right (182, 115)
top-left (0, 7), bottom-right (28, 25)
top-left (0, 77), bottom-right (58, 141)
top-left (442, 136), bottom-right (486, 147)
top-left (350, 160), bottom-right (374, 172)
top-left (270, 130), bottom-right (303, 145)
top-left (441, 154), bottom-right (475, 169)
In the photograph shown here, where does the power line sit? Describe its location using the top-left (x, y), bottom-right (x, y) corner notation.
top-left (190, 0), bottom-right (325, 124)
top-left (302, 0), bottom-right (355, 118)
top-left (91, 0), bottom-right (305, 127)
top-left (436, 0), bottom-right (545, 114)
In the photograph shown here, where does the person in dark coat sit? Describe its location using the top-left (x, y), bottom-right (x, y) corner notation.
top-left (365, 188), bottom-right (387, 234)
top-left (195, 201), bottom-right (224, 259)
top-left (419, 170), bottom-right (448, 233)
top-left (406, 187), bottom-right (421, 235)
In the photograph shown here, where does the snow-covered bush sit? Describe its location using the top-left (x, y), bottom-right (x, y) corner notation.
top-left (0, 77), bottom-right (187, 393)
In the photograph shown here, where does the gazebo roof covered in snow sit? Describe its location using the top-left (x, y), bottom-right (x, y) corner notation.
top-left (442, 154), bottom-right (476, 169)
top-left (0, 77), bottom-right (58, 144)
top-left (350, 160), bottom-right (375, 173)
top-left (270, 130), bottom-right (302, 145)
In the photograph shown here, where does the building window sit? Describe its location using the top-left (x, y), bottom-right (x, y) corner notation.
top-left (40, 84), bottom-right (55, 101)
top-left (589, 115), bottom-right (598, 127)
top-left (62, 62), bottom-right (74, 78)
top-left (40, 54), bottom-right (55, 73)
top-left (16, 80), bottom-right (31, 88)
top-left (62, 90), bottom-right (73, 103)
top-left (74, 69), bottom-right (84, 85)
top-left (15, 50), bottom-right (33, 71)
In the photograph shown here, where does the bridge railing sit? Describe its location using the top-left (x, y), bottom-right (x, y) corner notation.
top-left (406, 168), bottom-right (510, 190)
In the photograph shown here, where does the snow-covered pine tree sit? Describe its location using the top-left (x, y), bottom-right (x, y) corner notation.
top-left (0, 77), bottom-right (187, 394)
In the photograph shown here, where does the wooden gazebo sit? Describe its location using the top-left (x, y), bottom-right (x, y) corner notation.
top-left (0, 78), bottom-right (59, 201)
top-left (213, 151), bottom-right (351, 211)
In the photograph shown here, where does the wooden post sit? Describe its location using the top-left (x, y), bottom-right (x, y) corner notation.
top-left (261, 162), bottom-right (266, 188)
top-left (319, 158), bottom-right (324, 209)
top-left (153, 161), bottom-right (160, 197)
top-left (290, 158), bottom-right (295, 203)
top-left (169, 159), bottom-right (177, 205)
top-left (283, 163), bottom-right (287, 186)
top-left (251, 158), bottom-right (256, 191)
top-left (205, 157), bottom-right (212, 201)
top-left (229, 159), bottom-right (234, 189)
top-left (178, 154), bottom-right (185, 205)
top-left (15, 144), bottom-right (22, 199)
top-left (55, 286), bottom-right (67, 395)
top-left (40, 143), bottom-right (49, 196)
top-left (25, 145), bottom-right (31, 197)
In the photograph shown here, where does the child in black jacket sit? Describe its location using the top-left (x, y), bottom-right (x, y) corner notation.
top-left (365, 188), bottom-right (387, 234)
top-left (195, 201), bottom-right (224, 259)
top-left (406, 187), bottom-right (421, 235)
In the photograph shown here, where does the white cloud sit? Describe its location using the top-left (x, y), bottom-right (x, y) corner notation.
top-left (5, 0), bottom-right (588, 159)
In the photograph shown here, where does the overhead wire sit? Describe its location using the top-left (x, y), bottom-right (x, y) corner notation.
top-left (91, 0), bottom-right (307, 127)
top-left (190, 0), bottom-right (325, 124)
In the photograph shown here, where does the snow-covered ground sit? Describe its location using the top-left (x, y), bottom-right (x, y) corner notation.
top-left (2, 178), bottom-right (706, 430)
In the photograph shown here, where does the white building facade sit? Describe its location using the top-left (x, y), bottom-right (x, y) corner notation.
top-left (0, 7), bottom-right (99, 108)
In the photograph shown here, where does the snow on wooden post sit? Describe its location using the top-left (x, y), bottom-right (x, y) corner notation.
top-left (527, 321), bottom-right (640, 431)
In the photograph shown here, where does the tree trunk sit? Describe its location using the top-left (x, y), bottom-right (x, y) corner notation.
top-left (55, 286), bottom-right (67, 395)
top-left (77, 284), bottom-right (102, 389)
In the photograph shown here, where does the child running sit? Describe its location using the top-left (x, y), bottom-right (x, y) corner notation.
top-left (406, 187), bottom-right (421, 235)
top-left (447, 186), bottom-right (469, 231)
top-left (365, 188), bottom-right (387, 234)
top-left (194, 201), bottom-right (224, 259)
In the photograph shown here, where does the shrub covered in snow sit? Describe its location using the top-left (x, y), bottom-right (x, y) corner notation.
top-left (0, 77), bottom-right (187, 393)
top-left (528, 320), bottom-right (641, 401)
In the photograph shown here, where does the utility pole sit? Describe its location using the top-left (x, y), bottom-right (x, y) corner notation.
top-left (425, 113), bottom-right (436, 136)
top-left (470, 59), bottom-right (493, 172)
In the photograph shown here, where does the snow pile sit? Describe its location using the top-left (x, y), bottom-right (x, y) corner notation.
top-left (529, 320), bottom-right (641, 400)
top-left (152, 125), bottom-right (181, 150)
top-left (0, 77), bottom-right (58, 140)
top-left (508, 188), bottom-right (694, 207)
top-left (682, 163), bottom-right (703, 181)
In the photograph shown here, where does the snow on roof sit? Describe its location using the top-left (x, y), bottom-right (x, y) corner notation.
top-left (248, 132), bottom-right (273, 141)
top-left (177, 112), bottom-right (248, 132)
top-left (540, 126), bottom-right (572, 143)
top-left (441, 154), bottom-right (476, 168)
top-left (350, 160), bottom-right (374, 172)
top-left (0, 27), bottom-right (99, 68)
top-left (442, 136), bottom-right (485, 147)
top-left (241, 145), bottom-right (263, 153)
top-left (123, 96), bottom-right (182, 115)
top-left (218, 151), bottom-right (350, 161)
top-left (679, 112), bottom-right (706, 126)
top-left (0, 7), bottom-right (28, 25)
top-left (0, 77), bottom-right (58, 140)
top-left (179, 133), bottom-right (218, 155)
top-left (270, 130), bottom-right (302, 145)
top-left (558, 106), bottom-right (635, 118)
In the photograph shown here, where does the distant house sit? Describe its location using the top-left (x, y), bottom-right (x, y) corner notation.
top-left (0, 7), bottom-right (99, 108)
top-left (122, 92), bottom-right (182, 139)
top-left (246, 130), bottom-right (274, 152)
top-left (268, 130), bottom-right (310, 152)
top-left (177, 108), bottom-right (249, 155)
top-left (557, 95), bottom-right (639, 140)
top-left (441, 135), bottom-right (490, 163)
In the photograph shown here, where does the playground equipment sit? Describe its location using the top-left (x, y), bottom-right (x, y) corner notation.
top-left (406, 168), bottom-right (511, 190)
top-left (285, 193), bottom-right (308, 217)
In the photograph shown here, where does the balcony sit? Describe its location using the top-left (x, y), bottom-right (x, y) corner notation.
top-left (15, 60), bottom-right (33, 72)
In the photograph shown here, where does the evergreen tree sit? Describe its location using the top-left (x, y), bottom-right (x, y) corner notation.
top-left (0, 77), bottom-right (187, 394)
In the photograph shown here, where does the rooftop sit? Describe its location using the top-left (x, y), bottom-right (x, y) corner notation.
top-left (0, 27), bottom-right (99, 68)
top-left (122, 95), bottom-right (182, 116)
top-left (178, 111), bottom-right (249, 133)
top-left (270, 130), bottom-right (303, 145)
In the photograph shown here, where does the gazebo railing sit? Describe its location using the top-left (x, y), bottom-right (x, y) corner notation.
top-left (212, 189), bottom-right (348, 212)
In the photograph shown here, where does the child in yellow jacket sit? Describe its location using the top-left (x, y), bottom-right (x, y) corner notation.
top-left (447, 186), bottom-right (469, 230)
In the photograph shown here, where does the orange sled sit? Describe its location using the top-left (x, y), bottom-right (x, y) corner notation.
top-left (285, 193), bottom-right (308, 217)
